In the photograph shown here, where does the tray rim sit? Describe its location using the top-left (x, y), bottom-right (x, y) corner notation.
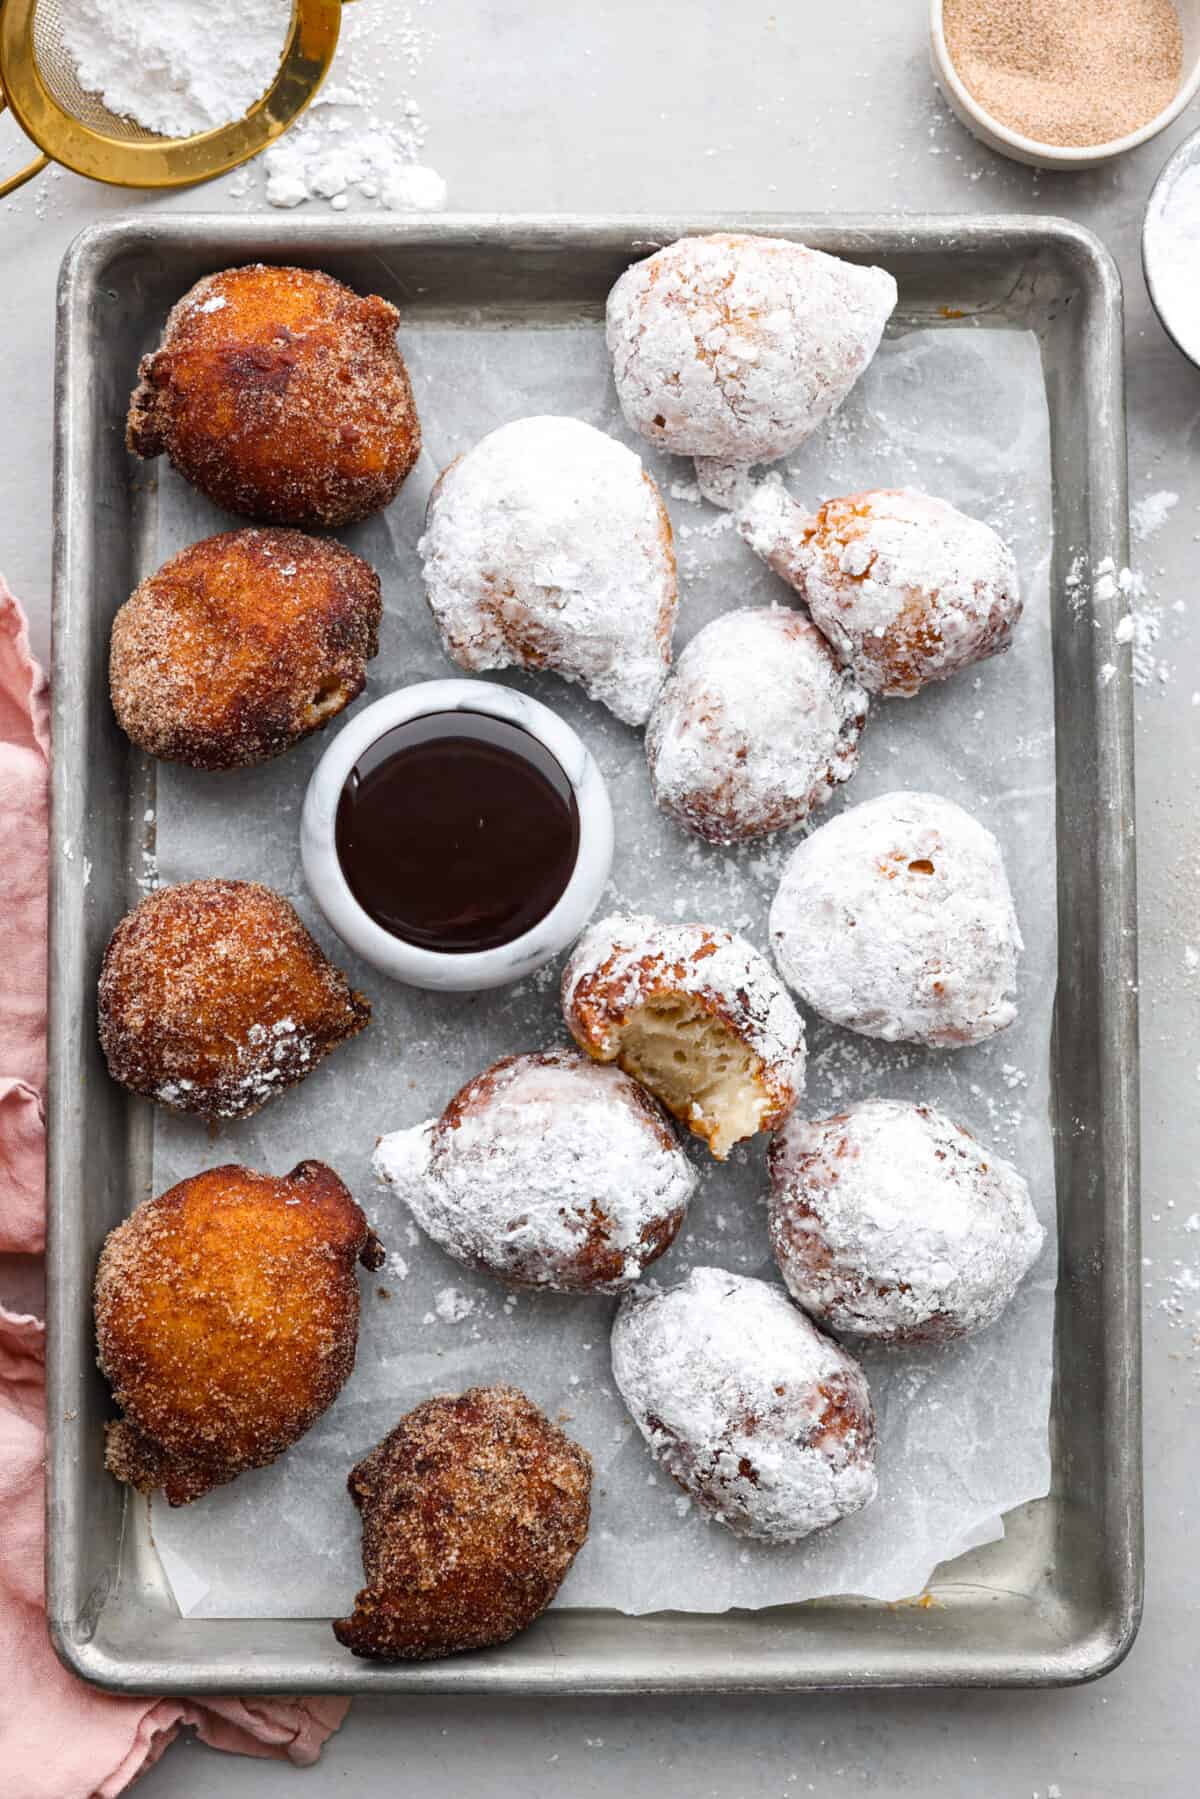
top-left (45, 209), bottom-right (1141, 1695)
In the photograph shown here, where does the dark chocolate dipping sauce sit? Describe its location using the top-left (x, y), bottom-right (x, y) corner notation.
top-left (334, 712), bottom-right (581, 953)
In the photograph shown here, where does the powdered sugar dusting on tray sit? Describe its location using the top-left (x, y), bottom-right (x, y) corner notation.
top-left (142, 313), bottom-right (1057, 1620)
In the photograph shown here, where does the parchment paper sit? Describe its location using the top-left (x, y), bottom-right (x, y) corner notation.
top-left (143, 312), bottom-right (1056, 1618)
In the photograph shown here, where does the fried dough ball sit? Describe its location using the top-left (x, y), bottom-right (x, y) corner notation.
top-left (419, 415), bottom-right (678, 726)
top-left (109, 528), bottom-right (382, 770)
top-left (334, 1384), bottom-right (592, 1661)
top-left (95, 1160), bottom-right (384, 1506)
top-left (98, 879), bottom-right (370, 1119)
top-left (372, 1050), bottom-right (696, 1293)
top-left (768, 1098), bottom-right (1045, 1344)
top-left (611, 1267), bottom-right (877, 1541)
top-left (769, 791), bottom-right (1022, 1048)
top-left (738, 480), bottom-right (1022, 697)
top-left (562, 913), bottom-right (805, 1159)
top-left (606, 234), bottom-right (896, 483)
top-left (127, 264), bottom-right (421, 528)
top-left (645, 606), bottom-right (869, 845)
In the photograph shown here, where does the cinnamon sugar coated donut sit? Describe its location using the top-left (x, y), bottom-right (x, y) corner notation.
top-left (334, 1384), bottom-right (592, 1661)
top-left (738, 481), bottom-right (1022, 697)
top-left (98, 879), bottom-right (370, 1118)
top-left (562, 913), bottom-right (805, 1159)
top-left (611, 1267), bottom-right (877, 1541)
top-left (645, 606), bottom-right (869, 844)
top-left (96, 1161), bottom-right (383, 1506)
top-left (372, 1050), bottom-right (696, 1293)
top-left (419, 415), bottom-right (678, 725)
top-left (769, 791), bottom-right (1022, 1048)
top-left (109, 528), bottom-right (382, 769)
top-left (606, 234), bottom-right (896, 467)
top-left (768, 1098), bottom-right (1045, 1343)
top-left (127, 264), bottom-right (421, 528)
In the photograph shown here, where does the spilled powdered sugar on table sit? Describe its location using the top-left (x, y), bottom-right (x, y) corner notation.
top-left (140, 307), bottom-right (1058, 1618)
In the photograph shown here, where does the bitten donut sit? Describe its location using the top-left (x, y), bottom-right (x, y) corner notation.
top-left (768, 1098), bottom-right (1045, 1343)
top-left (372, 1050), bottom-right (696, 1293)
top-left (419, 415), bottom-right (678, 726)
top-left (611, 1267), bottom-right (877, 1541)
top-left (645, 606), bottom-right (869, 844)
top-left (738, 481), bottom-right (1022, 697)
top-left (99, 879), bottom-right (370, 1118)
top-left (562, 914), bottom-right (805, 1159)
top-left (606, 234), bottom-right (896, 488)
top-left (334, 1385), bottom-right (592, 1661)
top-left (109, 528), bottom-right (382, 769)
top-left (127, 264), bottom-right (421, 527)
top-left (769, 791), bottom-right (1022, 1048)
top-left (96, 1160), bottom-right (383, 1506)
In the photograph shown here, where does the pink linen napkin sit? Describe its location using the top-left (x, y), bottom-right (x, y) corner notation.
top-left (0, 576), bottom-right (349, 1797)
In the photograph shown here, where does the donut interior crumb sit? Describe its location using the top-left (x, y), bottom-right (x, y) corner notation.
top-left (613, 996), bottom-right (768, 1159)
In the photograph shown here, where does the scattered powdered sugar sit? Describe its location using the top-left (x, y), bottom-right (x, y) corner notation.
top-left (419, 416), bottom-right (678, 726)
top-left (372, 1051), bottom-right (697, 1294)
top-left (645, 605), bottom-right (869, 844)
top-left (606, 234), bottom-right (896, 474)
top-left (1131, 489), bottom-right (1179, 544)
top-left (264, 122), bottom-right (447, 213)
top-left (769, 791), bottom-right (1023, 1049)
top-left (611, 1267), bottom-right (878, 1541)
top-left (433, 1286), bottom-right (476, 1324)
top-left (768, 1097), bottom-right (1044, 1341)
top-left (738, 478), bottom-right (1021, 697)
top-left (60, 0), bottom-right (291, 139)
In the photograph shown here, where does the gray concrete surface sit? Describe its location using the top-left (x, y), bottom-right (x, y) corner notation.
top-left (2, 2), bottom-right (1196, 1793)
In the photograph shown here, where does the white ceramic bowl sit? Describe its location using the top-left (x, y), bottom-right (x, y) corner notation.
top-left (301, 679), bottom-right (614, 992)
top-left (1143, 124), bottom-right (1200, 368)
top-left (930, 0), bottom-right (1200, 171)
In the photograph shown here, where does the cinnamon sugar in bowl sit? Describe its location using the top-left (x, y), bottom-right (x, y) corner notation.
top-left (931, 0), bottom-right (1200, 169)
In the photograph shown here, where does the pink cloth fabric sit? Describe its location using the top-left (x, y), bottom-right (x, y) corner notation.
top-left (0, 577), bottom-right (349, 1796)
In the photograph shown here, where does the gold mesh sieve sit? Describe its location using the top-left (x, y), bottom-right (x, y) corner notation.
top-left (0, 0), bottom-right (350, 198)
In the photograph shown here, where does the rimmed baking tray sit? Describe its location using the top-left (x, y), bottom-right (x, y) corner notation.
top-left (46, 213), bottom-right (1140, 1693)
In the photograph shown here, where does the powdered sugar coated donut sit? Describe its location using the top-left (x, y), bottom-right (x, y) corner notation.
top-left (611, 1266), bottom-right (877, 1541)
top-left (645, 606), bottom-right (869, 845)
top-left (372, 1050), bottom-right (695, 1293)
top-left (606, 234), bottom-right (897, 468)
top-left (769, 791), bottom-right (1022, 1048)
top-left (768, 1097), bottom-right (1045, 1343)
top-left (738, 480), bottom-right (1022, 697)
top-left (419, 415), bottom-right (677, 725)
top-left (562, 913), bottom-right (805, 1158)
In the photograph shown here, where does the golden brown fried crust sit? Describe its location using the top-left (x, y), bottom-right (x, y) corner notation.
top-left (333, 1385), bottom-right (592, 1661)
top-left (127, 264), bottom-right (421, 528)
top-left (109, 528), bottom-right (382, 770)
top-left (96, 1161), bottom-right (385, 1506)
top-left (98, 879), bottom-right (371, 1119)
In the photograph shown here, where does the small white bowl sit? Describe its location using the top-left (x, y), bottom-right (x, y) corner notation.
top-left (931, 0), bottom-right (1200, 171)
top-left (1143, 124), bottom-right (1200, 368)
top-left (301, 679), bottom-right (614, 992)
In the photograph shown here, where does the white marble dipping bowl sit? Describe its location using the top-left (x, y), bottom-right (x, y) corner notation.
top-left (300, 679), bottom-right (615, 992)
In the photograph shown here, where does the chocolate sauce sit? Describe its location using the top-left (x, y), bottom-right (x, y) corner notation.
top-left (334, 712), bottom-right (581, 953)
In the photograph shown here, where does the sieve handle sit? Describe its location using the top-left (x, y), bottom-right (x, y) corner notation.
top-left (0, 85), bottom-right (50, 198)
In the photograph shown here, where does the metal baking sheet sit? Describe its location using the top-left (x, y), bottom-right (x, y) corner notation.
top-left (46, 213), bottom-right (1140, 1693)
